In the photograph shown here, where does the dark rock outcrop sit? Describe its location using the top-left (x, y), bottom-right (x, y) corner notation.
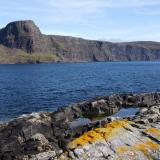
top-left (0, 93), bottom-right (160, 159)
top-left (0, 20), bottom-right (44, 53)
top-left (0, 20), bottom-right (160, 62)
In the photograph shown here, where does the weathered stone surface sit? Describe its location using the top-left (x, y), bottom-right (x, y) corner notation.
top-left (0, 20), bottom-right (160, 63)
top-left (66, 105), bottom-right (160, 160)
top-left (0, 93), bottom-right (160, 160)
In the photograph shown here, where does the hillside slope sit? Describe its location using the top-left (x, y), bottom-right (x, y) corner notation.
top-left (0, 20), bottom-right (160, 63)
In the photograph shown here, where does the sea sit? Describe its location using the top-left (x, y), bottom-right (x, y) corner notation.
top-left (0, 61), bottom-right (160, 121)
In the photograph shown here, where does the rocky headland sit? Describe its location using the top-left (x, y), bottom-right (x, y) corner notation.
top-left (0, 93), bottom-right (160, 160)
top-left (0, 20), bottom-right (160, 63)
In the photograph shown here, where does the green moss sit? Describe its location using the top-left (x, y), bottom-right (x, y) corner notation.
top-left (0, 45), bottom-right (59, 64)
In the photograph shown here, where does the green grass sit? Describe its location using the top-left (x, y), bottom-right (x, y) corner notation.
top-left (0, 44), bottom-right (59, 64)
top-left (0, 51), bottom-right (59, 64)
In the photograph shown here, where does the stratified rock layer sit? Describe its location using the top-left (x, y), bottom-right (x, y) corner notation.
top-left (0, 93), bottom-right (160, 160)
top-left (66, 119), bottom-right (160, 160)
top-left (0, 20), bottom-right (160, 62)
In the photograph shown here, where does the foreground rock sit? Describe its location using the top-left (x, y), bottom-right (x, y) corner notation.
top-left (66, 117), bottom-right (160, 160)
top-left (0, 93), bottom-right (160, 160)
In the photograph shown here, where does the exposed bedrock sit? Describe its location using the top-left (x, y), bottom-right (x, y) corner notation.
top-left (1, 20), bottom-right (160, 62)
top-left (0, 93), bottom-right (160, 160)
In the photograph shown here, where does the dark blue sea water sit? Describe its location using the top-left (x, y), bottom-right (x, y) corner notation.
top-left (0, 61), bottom-right (160, 121)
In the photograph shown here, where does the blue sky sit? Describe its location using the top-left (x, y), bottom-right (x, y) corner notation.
top-left (1, 0), bottom-right (160, 42)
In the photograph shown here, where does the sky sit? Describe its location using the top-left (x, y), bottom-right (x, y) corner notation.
top-left (1, 0), bottom-right (160, 42)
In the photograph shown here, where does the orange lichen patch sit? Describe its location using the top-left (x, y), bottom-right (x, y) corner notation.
top-left (133, 141), bottom-right (159, 160)
top-left (117, 146), bottom-right (136, 159)
top-left (68, 120), bottom-right (132, 149)
top-left (116, 146), bottom-right (128, 154)
top-left (94, 120), bottom-right (131, 140)
top-left (104, 119), bottom-right (133, 129)
top-left (116, 140), bottom-right (159, 160)
top-left (145, 140), bottom-right (159, 150)
top-left (145, 128), bottom-right (160, 139)
top-left (134, 143), bottom-right (150, 157)
top-left (68, 130), bottom-right (103, 149)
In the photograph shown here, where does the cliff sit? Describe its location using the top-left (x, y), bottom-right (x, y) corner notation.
top-left (0, 20), bottom-right (160, 63)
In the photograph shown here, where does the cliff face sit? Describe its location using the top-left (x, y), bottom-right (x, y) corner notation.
top-left (0, 20), bottom-right (160, 63)
top-left (0, 20), bottom-right (45, 53)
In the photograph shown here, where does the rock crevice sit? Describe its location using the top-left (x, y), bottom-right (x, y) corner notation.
top-left (0, 93), bottom-right (160, 159)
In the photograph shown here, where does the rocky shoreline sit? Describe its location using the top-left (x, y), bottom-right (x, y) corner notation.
top-left (0, 93), bottom-right (160, 160)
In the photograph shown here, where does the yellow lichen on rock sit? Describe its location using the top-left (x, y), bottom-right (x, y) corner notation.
top-left (134, 143), bottom-right (152, 159)
top-left (68, 130), bottom-right (104, 149)
top-left (104, 119), bottom-right (133, 128)
top-left (116, 140), bottom-right (159, 160)
top-left (95, 120), bottom-right (132, 140)
top-left (145, 140), bottom-right (159, 150)
top-left (116, 146), bottom-right (128, 154)
top-left (68, 120), bottom-right (132, 149)
top-left (145, 128), bottom-right (160, 140)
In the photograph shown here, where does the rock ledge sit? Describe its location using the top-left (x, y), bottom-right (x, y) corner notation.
top-left (0, 93), bottom-right (160, 160)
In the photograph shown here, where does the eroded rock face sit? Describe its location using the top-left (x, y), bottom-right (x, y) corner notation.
top-left (0, 20), bottom-right (45, 53)
top-left (0, 20), bottom-right (160, 62)
top-left (0, 93), bottom-right (160, 160)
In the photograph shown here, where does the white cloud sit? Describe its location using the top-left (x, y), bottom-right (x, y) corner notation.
top-left (103, 0), bottom-right (160, 7)
top-left (134, 8), bottom-right (160, 15)
top-left (49, 0), bottom-right (160, 10)
top-left (1, 0), bottom-right (160, 20)
top-left (1, 0), bottom-right (160, 41)
top-left (1, 0), bottom-right (160, 14)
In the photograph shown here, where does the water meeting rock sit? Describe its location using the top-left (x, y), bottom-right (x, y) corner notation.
top-left (0, 93), bottom-right (160, 160)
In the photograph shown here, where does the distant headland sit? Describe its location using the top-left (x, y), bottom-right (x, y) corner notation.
top-left (0, 20), bottom-right (160, 64)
